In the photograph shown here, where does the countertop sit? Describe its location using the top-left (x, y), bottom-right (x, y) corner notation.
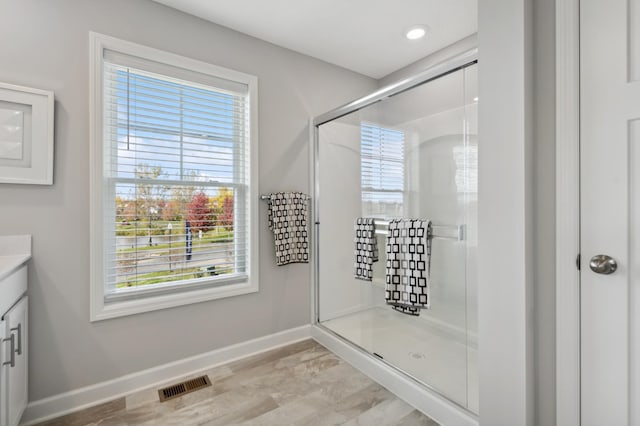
top-left (0, 235), bottom-right (31, 281)
top-left (0, 254), bottom-right (31, 282)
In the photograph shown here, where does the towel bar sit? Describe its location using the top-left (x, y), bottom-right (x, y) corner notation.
top-left (373, 220), bottom-right (465, 241)
top-left (260, 194), bottom-right (312, 200)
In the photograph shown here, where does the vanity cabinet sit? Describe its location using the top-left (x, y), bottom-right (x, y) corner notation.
top-left (0, 265), bottom-right (28, 426)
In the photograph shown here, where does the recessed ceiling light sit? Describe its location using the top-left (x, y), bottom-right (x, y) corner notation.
top-left (405, 25), bottom-right (428, 40)
top-left (473, 97), bottom-right (479, 102)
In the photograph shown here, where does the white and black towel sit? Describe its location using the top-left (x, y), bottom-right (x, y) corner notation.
top-left (268, 192), bottom-right (309, 266)
top-left (385, 219), bottom-right (432, 316)
top-left (354, 218), bottom-right (378, 281)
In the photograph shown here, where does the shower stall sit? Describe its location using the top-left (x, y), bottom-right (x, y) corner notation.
top-left (311, 50), bottom-right (478, 423)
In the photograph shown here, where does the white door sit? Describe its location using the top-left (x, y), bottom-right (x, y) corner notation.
top-left (581, 0), bottom-right (640, 425)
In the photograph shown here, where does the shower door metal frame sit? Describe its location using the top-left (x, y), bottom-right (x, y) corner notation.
top-left (310, 48), bottom-right (478, 413)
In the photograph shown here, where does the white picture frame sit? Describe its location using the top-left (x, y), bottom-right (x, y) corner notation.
top-left (0, 82), bottom-right (54, 185)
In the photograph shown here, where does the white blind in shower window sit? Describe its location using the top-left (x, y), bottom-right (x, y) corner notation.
top-left (102, 54), bottom-right (250, 299)
top-left (360, 123), bottom-right (405, 217)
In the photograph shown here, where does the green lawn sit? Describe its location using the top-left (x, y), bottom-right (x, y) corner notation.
top-left (116, 220), bottom-right (233, 238)
top-left (116, 266), bottom-right (234, 288)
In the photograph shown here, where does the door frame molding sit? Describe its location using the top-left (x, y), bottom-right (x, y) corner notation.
top-left (555, 0), bottom-right (581, 424)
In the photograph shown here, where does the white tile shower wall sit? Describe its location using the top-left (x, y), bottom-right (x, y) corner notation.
top-left (318, 121), bottom-right (383, 321)
top-left (403, 102), bottom-right (478, 339)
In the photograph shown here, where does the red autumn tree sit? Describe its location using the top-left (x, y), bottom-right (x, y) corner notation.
top-left (186, 192), bottom-right (213, 233)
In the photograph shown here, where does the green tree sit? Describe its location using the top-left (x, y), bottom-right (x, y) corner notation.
top-left (220, 194), bottom-right (233, 231)
top-left (135, 164), bottom-right (168, 245)
top-left (162, 170), bottom-right (203, 222)
top-left (209, 187), bottom-right (233, 232)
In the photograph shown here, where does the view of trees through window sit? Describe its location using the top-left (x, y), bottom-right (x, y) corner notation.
top-left (114, 167), bottom-right (235, 289)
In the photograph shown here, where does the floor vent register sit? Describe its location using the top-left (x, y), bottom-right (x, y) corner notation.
top-left (158, 375), bottom-right (212, 402)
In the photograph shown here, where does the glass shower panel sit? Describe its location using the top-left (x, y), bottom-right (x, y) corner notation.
top-left (463, 64), bottom-right (478, 414)
top-left (317, 63), bottom-right (478, 412)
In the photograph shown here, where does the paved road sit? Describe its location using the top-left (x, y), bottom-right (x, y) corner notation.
top-left (117, 242), bottom-right (234, 279)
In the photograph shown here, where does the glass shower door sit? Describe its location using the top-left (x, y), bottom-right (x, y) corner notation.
top-left (315, 63), bottom-right (478, 413)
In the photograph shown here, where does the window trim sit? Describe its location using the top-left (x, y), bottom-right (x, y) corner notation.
top-left (89, 32), bottom-right (259, 321)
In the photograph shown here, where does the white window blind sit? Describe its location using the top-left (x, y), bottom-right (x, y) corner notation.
top-left (102, 54), bottom-right (251, 299)
top-left (361, 123), bottom-right (405, 217)
top-left (453, 144), bottom-right (478, 194)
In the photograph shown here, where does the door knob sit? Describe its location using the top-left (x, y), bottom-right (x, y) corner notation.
top-left (589, 254), bottom-right (617, 274)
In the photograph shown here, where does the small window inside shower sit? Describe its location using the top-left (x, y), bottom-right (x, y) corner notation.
top-left (360, 123), bottom-right (405, 217)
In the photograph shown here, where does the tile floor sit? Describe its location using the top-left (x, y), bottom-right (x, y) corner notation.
top-left (36, 339), bottom-right (438, 426)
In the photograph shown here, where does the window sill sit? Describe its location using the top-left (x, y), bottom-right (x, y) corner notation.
top-left (90, 277), bottom-right (258, 322)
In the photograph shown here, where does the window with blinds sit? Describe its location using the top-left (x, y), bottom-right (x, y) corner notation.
top-left (90, 33), bottom-right (258, 320)
top-left (360, 123), bottom-right (405, 217)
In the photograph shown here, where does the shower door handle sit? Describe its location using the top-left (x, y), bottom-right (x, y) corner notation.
top-left (589, 254), bottom-right (617, 275)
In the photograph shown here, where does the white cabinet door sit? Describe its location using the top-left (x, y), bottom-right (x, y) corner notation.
top-left (0, 318), bottom-right (6, 426)
top-left (3, 298), bottom-right (27, 426)
top-left (581, 0), bottom-right (640, 424)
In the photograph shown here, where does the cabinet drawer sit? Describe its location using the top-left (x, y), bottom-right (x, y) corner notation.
top-left (0, 266), bottom-right (27, 318)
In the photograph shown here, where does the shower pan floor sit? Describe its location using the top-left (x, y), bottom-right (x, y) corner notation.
top-left (321, 306), bottom-right (478, 414)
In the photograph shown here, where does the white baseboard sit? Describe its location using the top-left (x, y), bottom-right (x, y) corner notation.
top-left (311, 325), bottom-right (478, 426)
top-left (20, 325), bottom-right (312, 425)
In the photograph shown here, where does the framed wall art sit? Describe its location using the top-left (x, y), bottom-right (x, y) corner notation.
top-left (0, 82), bottom-right (54, 185)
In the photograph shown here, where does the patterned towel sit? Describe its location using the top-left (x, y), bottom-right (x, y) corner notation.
top-left (385, 219), bottom-right (432, 316)
top-left (268, 192), bottom-right (309, 266)
top-left (354, 218), bottom-right (378, 281)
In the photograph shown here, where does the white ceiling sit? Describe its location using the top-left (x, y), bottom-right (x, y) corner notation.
top-left (152, 0), bottom-right (477, 79)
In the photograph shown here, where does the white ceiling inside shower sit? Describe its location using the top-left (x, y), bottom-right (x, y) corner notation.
top-left (151, 0), bottom-right (477, 79)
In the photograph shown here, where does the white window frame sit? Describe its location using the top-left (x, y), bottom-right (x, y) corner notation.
top-left (89, 32), bottom-right (259, 321)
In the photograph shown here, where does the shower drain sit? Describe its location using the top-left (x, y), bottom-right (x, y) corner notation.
top-left (408, 351), bottom-right (426, 360)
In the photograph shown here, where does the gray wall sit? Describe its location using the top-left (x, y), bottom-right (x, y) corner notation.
top-left (0, 0), bottom-right (376, 401)
top-left (378, 34), bottom-right (478, 88)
